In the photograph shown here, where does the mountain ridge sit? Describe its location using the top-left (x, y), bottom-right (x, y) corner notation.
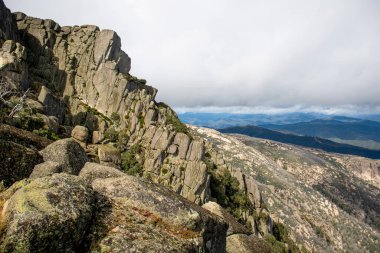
top-left (219, 125), bottom-right (380, 159)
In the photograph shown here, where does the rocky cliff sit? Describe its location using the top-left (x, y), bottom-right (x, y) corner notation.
top-left (0, 1), bottom-right (277, 252)
top-left (2, 5), bottom-right (211, 205)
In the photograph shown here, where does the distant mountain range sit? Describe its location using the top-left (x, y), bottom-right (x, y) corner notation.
top-left (180, 112), bottom-right (380, 151)
top-left (179, 112), bottom-right (380, 129)
top-left (179, 112), bottom-right (327, 128)
top-left (219, 125), bottom-right (380, 159)
top-left (261, 117), bottom-right (380, 150)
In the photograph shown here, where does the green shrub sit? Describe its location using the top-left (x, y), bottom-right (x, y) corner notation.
top-left (121, 144), bottom-right (143, 177)
top-left (165, 114), bottom-right (188, 134)
top-left (209, 168), bottom-right (252, 222)
top-left (117, 129), bottom-right (129, 151)
top-left (104, 127), bottom-right (118, 142)
top-left (110, 112), bottom-right (121, 124)
top-left (264, 234), bottom-right (288, 253)
top-left (138, 113), bottom-right (144, 128)
top-left (12, 114), bottom-right (45, 132)
top-left (268, 221), bottom-right (305, 253)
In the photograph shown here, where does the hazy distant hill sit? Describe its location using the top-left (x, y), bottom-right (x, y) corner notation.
top-left (262, 117), bottom-right (380, 150)
top-left (179, 112), bottom-right (326, 128)
top-left (219, 125), bottom-right (380, 159)
top-left (179, 112), bottom-right (380, 129)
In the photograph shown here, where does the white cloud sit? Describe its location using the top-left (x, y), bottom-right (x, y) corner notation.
top-left (5, 0), bottom-right (380, 113)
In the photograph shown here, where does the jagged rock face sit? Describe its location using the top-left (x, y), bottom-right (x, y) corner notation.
top-left (4, 11), bottom-right (211, 205)
top-left (14, 12), bottom-right (142, 125)
top-left (0, 1), bottom-right (18, 44)
top-left (0, 40), bottom-right (28, 89)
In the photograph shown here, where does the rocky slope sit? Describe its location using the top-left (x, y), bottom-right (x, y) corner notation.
top-left (0, 1), bottom-right (276, 252)
top-left (190, 126), bottom-right (380, 252)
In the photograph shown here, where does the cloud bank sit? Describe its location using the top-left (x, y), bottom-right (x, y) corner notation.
top-left (5, 0), bottom-right (380, 113)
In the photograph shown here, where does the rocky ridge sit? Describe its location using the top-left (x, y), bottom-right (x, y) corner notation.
top-left (190, 125), bottom-right (380, 252)
top-left (0, 1), bottom-right (276, 252)
top-left (2, 3), bottom-right (211, 204)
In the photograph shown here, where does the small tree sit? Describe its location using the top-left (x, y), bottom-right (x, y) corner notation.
top-left (8, 88), bottom-right (30, 118)
top-left (0, 79), bottom-right (31, 118)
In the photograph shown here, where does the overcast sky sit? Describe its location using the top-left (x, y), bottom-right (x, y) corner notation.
top-left (5, 0), bottom-right (380, 114)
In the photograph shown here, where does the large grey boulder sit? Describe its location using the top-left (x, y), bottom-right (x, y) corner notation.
top-left (79, 162), bottom-right (125, 183)
top-left (0, 174), bottom-right (94, 253)
top-left (202, 201), bottom-right (250, 236)
top-left (97, 144), bottom-right (121, 166)
top-left (226, 234), bottom-right (272, 253)
top-left (39, 138), bottom-right (89, 175)
top-left (86, 176), bottom-right (227, 252)
top-left (29, 161), bottom-right (63, 179)
top-left (71, 125), bottom-right (89, 143)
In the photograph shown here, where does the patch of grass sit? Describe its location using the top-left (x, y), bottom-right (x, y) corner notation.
top-left (32, 128), bottom-right (60, 141)
top-left (82, 104), bottom-right (112, 124)
top-left (165, 114), bottom-right (188, 134)
top-left (11, 112), bottom-right (45, 132)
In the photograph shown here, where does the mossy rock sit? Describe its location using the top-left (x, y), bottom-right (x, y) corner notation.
top-left (0, 174), bottom-right (94, 252)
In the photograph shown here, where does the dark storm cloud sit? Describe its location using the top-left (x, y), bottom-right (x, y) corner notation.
top-left (5, 0), bottom-right (380, 113)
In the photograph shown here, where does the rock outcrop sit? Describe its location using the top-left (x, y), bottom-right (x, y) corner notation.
top-left (1, 9), bottom-right (212, 205)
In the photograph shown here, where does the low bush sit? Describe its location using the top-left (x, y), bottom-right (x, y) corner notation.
top-left (121, 144), bottom-right (143, 176)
